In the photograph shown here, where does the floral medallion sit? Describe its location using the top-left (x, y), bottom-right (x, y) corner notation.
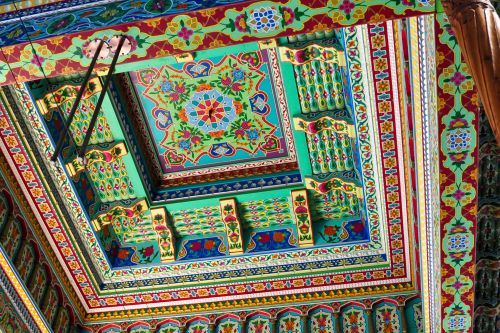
top-left (130, 50), bottom-right (292, 175)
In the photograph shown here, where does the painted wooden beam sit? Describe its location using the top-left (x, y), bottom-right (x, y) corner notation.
top-left (0, 0), bottom-right (435, 86)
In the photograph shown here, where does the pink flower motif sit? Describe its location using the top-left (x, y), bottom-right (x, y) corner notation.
top-left (235, 129), bottom-right (245, 137)
top-left (221, 75), bottom-right (232, 86)
top-left (177, 26), bottom-right (193, 41)
top-left (182, 130), bottom-right (191, 138)
top-left (241, 121), bottom-right (251, 130)
top-left (169, 93), bottom-right (180, 102)
top-left (452, 189), bottom-right (466, 201)
top-left (191, 135), bottom-right (201, 144)
top-left (231, 82), bottom-right (242, 92)
top-left (450, 72), bottom-right (466, 86)
top-left (307, 122), bottom-right (318, 134)
top-left (446, 25), bottom-right (455, 37)
top-left (339, 0), bottom-right (355, 14)
top-left (31, 54), bottom-right (45, 66)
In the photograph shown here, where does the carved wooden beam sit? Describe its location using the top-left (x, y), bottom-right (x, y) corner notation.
top-left (441, 0), bottom-right (500, 145)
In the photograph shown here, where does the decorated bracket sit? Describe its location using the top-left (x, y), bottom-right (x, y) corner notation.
top-left (65, 142), bottom-right (128, 179)
top-left (279, 44), bottom-right (346, 67)
top-left (219, 198), bottom-right (244, 255)
top-left (91, 199), bottom-right (148, 235)
top-left (150, 207), bottom-right (176, 262)
top-left (258, 39), bottom-right (277, 49)
top-left (290, 189), bottom-right (314, 247)
top-left (36, 78), bottom-right (103, 116)
top-left (293, 112), bottom-right (355, 138)
top-left (305, 172), bottom-right (363, 197)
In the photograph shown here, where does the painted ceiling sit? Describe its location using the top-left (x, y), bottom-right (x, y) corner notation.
top-left (0, 0), bottom-right (476, 331)
top-left (5, 18), bottom-right (418, 313)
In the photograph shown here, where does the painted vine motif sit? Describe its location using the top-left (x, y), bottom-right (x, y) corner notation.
top-left (436, 13), bottom-right (478, 333)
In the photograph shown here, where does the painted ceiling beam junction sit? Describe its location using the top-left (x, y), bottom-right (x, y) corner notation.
top-left (78, 35), bottom-right (126, 158)
top-left (291, 189), bottom-right (314, 247)
top-left (50, 38), bottom-right (105, 162)
top-left (219, 198), bottom-right (244, 255)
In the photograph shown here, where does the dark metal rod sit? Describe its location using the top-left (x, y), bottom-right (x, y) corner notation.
top-left (78, 35), bottom-right (126, 158)
top-left (50, 38), bottom-right (106, 162)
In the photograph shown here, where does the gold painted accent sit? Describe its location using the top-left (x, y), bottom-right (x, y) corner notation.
top-left (95, 67), bottom-right (109, 76)
top-left (290, 189), bottom-right (314, 247)
top-left (356, 186), bottom-right (364, 199)
top-left (175, 53), bottom-right (194, 63)
top-left (35, 98), bottom-right (50, 116)
top-left (408, 16), bottom-right (432, 333)
top-left (279, 44), bottom-right (346, 66)
top-left (92, 199), bottom-right (148, 232)
top-left (83, 282), bottom-right (416, 321)
top-left (0, 249), bottom-right (51, 332)
top-left (150, 207), bottom-right (176, 262)
top-left (294, 116), bottom-right (353, 136)
top-left (258, 39), bottom-right (277, 49)
top-left (219, 198), bottom-right (244, 255)
top-left (65, 142), bottom-right (128, 178)
top-left (347, 124), bottom-right (356, 138)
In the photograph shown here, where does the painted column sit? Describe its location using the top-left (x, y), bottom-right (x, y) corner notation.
top-left (270, 318), bottom-right (277, 333)
top-left (435, 10), bottom-right (479, 333)
top-left (366, 309), bottom-right (375, 333)
top-left (441, 0), bottom-right (500, 145)
top-left (398, 305), bottom-right (408, 333)
top-left (333, 312), bottom-right (341, 333)
top-left (300, 314), bottom-right (309, 333)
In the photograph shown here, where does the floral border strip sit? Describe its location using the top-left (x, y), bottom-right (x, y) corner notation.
top-left (366, 21), bottom-right (410, 278)
top-left (0, 0), bottom-right (436, 85)
top-left (435, 12), bottom-right (478, 333)
top-left (0, 243), bottom-right (51, 332)
top-left (343, 25), bottom-right (385, 253)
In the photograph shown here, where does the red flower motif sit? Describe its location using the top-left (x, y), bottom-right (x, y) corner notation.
top-left (273, 231), bottom-right (285, 242)
top-left (191, 241), bottom-right (202, 251)
top-left (191, 135), bottom-right (201, 144)
top-left (324, 225), bottom-right (336, 236)
top-left (351, 222), bottom-right (364, 233)
top-left (224, 215), bottom-right (237, 222)
top-left (235, 129), bottom-right (245, 137)
top-left (231, 82), bottom-right (242, 91)
top-left (452, 189), bottom-right (466, 201)
top-left (241, 121), bottom-right (251, 130)
top-left (204, 239), bottom-right (215, 250)
top-left (234, 14), bottom-right (247, 32)
top-left (282, 7), bottom-right (295, 25)
top-left (117, 249), bottom-right (129, 260)
top-left (182, 130), bottom-right (191, 138)
top-left (449, 118), bottom-right (468, 128)
top-left (175, 84), bottom-right (186, 93)
top-left (169, 93), bottom-right (180, 102)
top-left (307, 122), bottom-right (318, 134)
top-left (143, 246), bottom-right (154, 257)
top-left (259, 233), bottom-right (271, 243)
top-left (295, 205), bottom-right (308, 214)
top-left (221, 75), bottom-right (232, 86)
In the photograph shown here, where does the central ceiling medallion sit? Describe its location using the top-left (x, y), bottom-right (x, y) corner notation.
top-left (185, 89), bottom-right (236, 133)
